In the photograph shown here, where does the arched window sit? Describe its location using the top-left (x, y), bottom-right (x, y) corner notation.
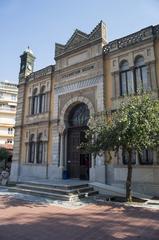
top-left (134, 56), bottom-right (148, 91)
top-left (120, 60), bottom-right (134, 96)
top-left (39, 86), bottom-right (46, 114)
top-left (68, 103), bottom-right (90, 127)
top-left (31, 88), bottom-right (38, 115)
top-left (36, 133), bottom-right (43, 164)
top-left (28, 134), bottom-right (35, 163)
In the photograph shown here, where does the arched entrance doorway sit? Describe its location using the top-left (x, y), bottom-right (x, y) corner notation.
top-left (67, 103), bottom-right (90, 180)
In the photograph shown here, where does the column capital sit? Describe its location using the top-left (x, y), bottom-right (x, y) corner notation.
top-left (59, 125), bottom-right (65, 135)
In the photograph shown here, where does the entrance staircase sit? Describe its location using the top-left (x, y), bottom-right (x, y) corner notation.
top-left (10, 181), bottom-right (98, 201)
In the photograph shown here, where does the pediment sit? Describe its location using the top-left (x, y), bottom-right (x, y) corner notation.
top-left (54, 21), bottom-right (106, 58)
top-left (65, 30), bottom-right (88, 50)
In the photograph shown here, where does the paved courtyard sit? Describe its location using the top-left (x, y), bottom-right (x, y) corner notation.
top-left (0, 191), bottom-right (159, 240)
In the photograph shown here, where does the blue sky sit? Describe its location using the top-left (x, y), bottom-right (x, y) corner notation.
top-left (0, 0), bottom-right (159, 83)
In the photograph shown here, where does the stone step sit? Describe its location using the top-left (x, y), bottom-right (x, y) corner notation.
top-left (10, 182), bottom-right (98, 201)
top-left (16, 184), bottom-right (94, 195)
top-left (10, 186), bottom-right (98, 201)
top-left (18, 181), bottom-right (89, 190)
top-left (146, 200), bottom-right (159, 205)
top-left (10, 187), bottom-right (71, 201)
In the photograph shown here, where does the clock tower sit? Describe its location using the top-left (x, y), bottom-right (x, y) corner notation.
top-left (10, 47), bottom-right (35, 182)
top-left (19, 47), bottom-right (35, 80)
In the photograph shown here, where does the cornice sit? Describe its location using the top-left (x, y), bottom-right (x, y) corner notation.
top-left (103, 24), bottom-right (159, 55)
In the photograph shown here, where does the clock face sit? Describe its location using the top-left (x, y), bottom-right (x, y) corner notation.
top-left (27, 63), bottom-right (32, 71)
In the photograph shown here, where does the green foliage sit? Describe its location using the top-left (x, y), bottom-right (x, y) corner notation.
top-left (81, 93), bottom-right (159, 157)
top-left (81, 93), bottom-right (159, 202)
top-left (0, 148), bottom-right (9, 162)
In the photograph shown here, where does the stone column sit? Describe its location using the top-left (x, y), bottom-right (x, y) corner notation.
top-left (34, 142), bottom-right (37, 163)
top-left (97, 75), bottom-right (104, 111)
top-left (46, 93), bottom-right (49, 112)
top-left (91, 155), bottom-right (95, 168)
top-left (136, 152), bottom-right (139, 165)
top-left (25, 143), bottom-right (28, 163)
top-left (43, 142), bottom-right (46, 163)
top-left (90, 154), bottom-right (96, 182)
top-left (59, 133), bottom-right (64, 168)
top-left (64, 131), bottom-right (67, 169)
top-left (114, 71), bottom-right (120, 98)
top-left (147, 63), bottom-right (151, 90)
top-left (149, 61), bottom-right (157, 90)
top-left (29, 97), bottom-right (32, 115)
top-left (37, 96), bottom-right (39, 114)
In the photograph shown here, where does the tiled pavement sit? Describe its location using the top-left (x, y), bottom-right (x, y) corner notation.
top-left (0, 192), bottom-right (159, 240)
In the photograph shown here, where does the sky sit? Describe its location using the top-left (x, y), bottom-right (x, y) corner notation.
top-left (0, 0), bottom-right (159, 83)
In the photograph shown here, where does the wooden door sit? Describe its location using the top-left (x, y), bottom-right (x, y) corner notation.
top-left (67, 129), bottom-right (80, 178)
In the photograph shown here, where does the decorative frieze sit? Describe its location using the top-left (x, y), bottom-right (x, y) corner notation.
top-left (27, 65), bottom-right (53, 81)
top-left (103, 25), bottom-right (159, 54)
top-left (55, 75), bottom-right (103, 95)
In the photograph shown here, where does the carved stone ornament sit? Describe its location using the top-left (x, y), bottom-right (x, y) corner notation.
top-left (55, 21), bottom-right (106, 58)
top-left (103, 24), bottom-right (159, 54)
top-left (58, 125), bottom-right (65, 135)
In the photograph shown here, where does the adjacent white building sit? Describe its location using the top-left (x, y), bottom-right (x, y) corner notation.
top-left (0, 82), bottom-right (18, 150)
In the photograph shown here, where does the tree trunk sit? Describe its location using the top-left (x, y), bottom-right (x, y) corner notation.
top-left (126, 150), bottom-right (133, 202)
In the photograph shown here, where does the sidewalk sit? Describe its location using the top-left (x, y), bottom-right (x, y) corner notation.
top-left (0, 189), bottom-right (159, 240)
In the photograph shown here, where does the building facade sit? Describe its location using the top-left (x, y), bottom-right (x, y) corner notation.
top-left (0, 82), bottom-right (18, 150)
top-left (10, 22), bottom-right (159, 196)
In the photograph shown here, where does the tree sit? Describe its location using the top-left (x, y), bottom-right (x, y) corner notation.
top-left (81, 93), bottom-right (159, 201)
top-left (0, 148), bottom-right (9, 169)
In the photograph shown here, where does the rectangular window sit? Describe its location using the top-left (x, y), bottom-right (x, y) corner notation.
top-left (32, 96), bottom-right (39, 115)
top-left (7, 139), bottom-right (13, 144)
top-left (123, 149), bottom-right (136, 165)
top-left (8, 128), bottom-right (13, 134)
top-left (39, 143), bottom-right (43, 163)
top-left (141, 66), bottom-right (148, 90)
top-left (135, 66), bottom-right (148, 91)
top-left (139, 149), bottom-right (153, 165)
top-left (120, 70), bottom-right (134, 96)
top-left (11, 94), bottom-right (17, 100)
top-left (127, 71), bottom-right (134, 94)
top-left (120, 72), bottom-right (127, 95)
top-left (28, 143), bottom-right (35, 163)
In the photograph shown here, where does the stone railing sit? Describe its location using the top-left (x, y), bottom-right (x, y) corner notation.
top-left (103, 24), bottom-right (159, 54)
top-left (28, 65), bottom-right (53, 80)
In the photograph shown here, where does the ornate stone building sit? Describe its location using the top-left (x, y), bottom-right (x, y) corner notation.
top-left (10, 21), bottom-right (159, 196)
